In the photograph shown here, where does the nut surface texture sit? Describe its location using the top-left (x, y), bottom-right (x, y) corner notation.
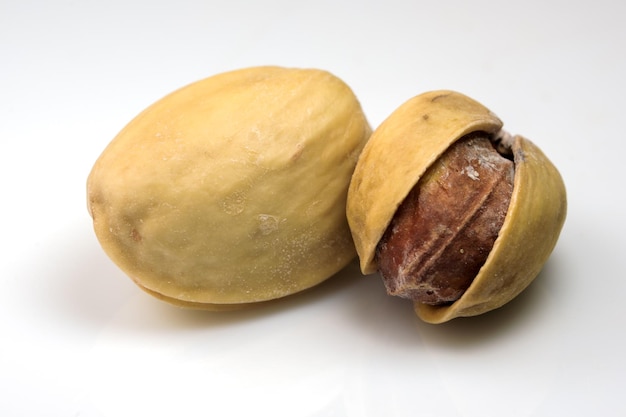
top-left (346, 90), bottom-right (567, 323)
top-left (87, 66), bottom-right (371, 308)
top-left (376, 134), bottom-right (514, 305)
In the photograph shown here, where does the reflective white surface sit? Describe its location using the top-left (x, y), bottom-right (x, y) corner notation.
top-left (2, 0), bottom-right (625, 416)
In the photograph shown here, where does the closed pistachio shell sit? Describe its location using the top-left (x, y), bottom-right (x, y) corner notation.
top-left (347, 90), bottom-right (566, 323)
top-left (87, 66), bottom-right (371, 308)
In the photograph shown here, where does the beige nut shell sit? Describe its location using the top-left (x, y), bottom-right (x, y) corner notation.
top-left (87, 66), bottom-right (371, 308)
top-left (347, 90), bottom-right (567, 323)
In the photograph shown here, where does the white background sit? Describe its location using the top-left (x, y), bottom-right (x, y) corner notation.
top-left (1, 0), bottom-right (624, 416)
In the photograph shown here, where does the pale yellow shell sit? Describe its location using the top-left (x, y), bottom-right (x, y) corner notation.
top-left (347, 90), bottom-right (566, 323)
top-left (87, 66), bottom-right (371, 308)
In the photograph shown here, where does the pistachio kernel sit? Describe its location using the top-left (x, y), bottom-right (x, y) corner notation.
top-left (376, 133), bottom-right (514, 305)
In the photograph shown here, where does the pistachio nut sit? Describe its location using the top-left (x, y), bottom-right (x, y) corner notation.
top-left (87, 66), bottom-right (371, 308)
top-left (347, 90), bottom-right (566, 323)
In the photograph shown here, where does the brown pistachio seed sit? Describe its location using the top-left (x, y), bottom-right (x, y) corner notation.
top-left (375, 133), bottom-right (514, 305)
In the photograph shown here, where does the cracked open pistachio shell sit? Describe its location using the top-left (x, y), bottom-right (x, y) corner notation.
top-left (87, 66), bottom-right (371, 309)
top-left (346, 90), bottom-right (566, 323)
